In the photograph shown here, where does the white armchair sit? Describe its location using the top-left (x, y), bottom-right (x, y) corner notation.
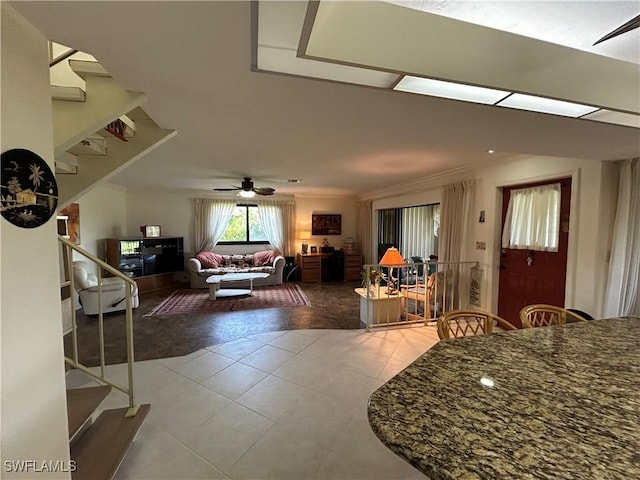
top-left (73, 261), bottom-right (139, 315)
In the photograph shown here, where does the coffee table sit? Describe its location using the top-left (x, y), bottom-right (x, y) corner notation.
top-left (206, 272), bottom-right (271, 300)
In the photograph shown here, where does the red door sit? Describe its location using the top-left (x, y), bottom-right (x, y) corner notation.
top-left (498, 178), bottom-right (571, 327)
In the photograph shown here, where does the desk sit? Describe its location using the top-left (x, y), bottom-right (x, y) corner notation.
top-left (368, 317), bottom-right (640, 479)
top-left (296, 252), bottom-right (362, 282)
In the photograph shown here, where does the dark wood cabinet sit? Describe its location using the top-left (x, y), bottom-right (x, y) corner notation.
top-left (296, 252), bottom-right (362, 283)
top-left (297, 253), bottom-right (322, 283)
top-left (105, 237), bottom-right (184, 292)
top-left (344, 253), bottom-right (363, 281)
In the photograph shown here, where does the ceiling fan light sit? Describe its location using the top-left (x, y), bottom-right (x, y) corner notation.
top-left (238, 190), bottom-right (256, 198)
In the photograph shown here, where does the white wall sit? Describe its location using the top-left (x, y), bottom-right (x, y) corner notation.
top-left (73, 184), bottom-right (127, 261)
top-left (1, 5), bottom-right (72, 477)
top-left (474, 156), bottom-right (609, 314)
top-left (125, 190), bottom-right (196, 255)
top-left (365, 155), bottom-right (616, 318)
top-left (123, 190), bottom-right (359, 258)
top-left (295, 195), bottom-right (359, 253)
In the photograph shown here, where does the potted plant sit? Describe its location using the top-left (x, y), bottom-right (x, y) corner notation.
top-left (361, 268), bottom-right (385, 295)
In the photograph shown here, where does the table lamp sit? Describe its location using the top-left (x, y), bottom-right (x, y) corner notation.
top-left (300, 231), bottom-right (311, 254)
top-left (379, 247), bottom-right (404, 294)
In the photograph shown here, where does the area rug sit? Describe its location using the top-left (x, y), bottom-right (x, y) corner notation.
top-left (145, 284), bottom-right (311, 316)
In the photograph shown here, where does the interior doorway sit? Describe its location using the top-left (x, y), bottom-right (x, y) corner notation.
top-left (498, 178), bottom-right (572, 327)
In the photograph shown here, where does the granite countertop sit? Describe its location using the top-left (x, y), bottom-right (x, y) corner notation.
top-left (368, 317), bottom-right (640, 479)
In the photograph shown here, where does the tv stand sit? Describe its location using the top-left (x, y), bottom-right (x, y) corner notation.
top-left (105, 237), bottom-right (184, 293)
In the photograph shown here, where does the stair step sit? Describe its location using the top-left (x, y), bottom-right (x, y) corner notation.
top-left (67, 136), bottom-right (108, 156)
top-left (51, 85), bottom-right (86, 102)
top-left (67, 385), bottom-right (112, 439)
top-left (68, 59), bottom-right (111, 79)
top-left (71, 404), bottom-right (151, 480)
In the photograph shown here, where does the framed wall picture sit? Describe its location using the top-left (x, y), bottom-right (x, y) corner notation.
top-left (312, 214), bottom-right (341, 235)
top-left (144, 225), bottom-right (161, 237)
top-left (58, 203), bottom-right (80, 244)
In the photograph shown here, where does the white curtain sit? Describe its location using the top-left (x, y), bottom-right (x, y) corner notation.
top-left (439, 180), bottom-right (475, 263)
top-left (439, 180), bottom-right (474, 310)
top-left (400, 204), bottom-right (439, 260)
top-left (357, 200), bottom-right (373, 263)
top-left (192, 198), bottom-right (235, 252)
top-left (604, 158), bottom-right (640, 317)
top-left (502, 183), bottom-right (561, 252)
top-left (257, 200), bottom-right (296, 256)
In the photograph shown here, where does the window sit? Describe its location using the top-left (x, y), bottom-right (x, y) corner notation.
top-left (218, 205), bottom-right (269, 244)
top-left (502, 183), bottom-right (561, 251)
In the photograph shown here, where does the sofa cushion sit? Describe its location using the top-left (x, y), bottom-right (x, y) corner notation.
top-left (220, 254), bottom-right (255, 268)
top-left (196, 251), bottom-right (223, 268)
top-left (254, 249), bottom-right (278, 266)
top-left (197, 265), bottom-right (276, 277)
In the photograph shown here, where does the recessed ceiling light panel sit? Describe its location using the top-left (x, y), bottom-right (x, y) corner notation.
top-left (497, 93), bottom-right (599, 117)
top-left (394, 76), bottom-right (511, 105)
top-left (582, 109), bottom-right (640, 128)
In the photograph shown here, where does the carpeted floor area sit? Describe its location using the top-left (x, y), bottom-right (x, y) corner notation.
top-left (146, 284), bottom-right (311, 316)
top-left (64, 281), bottom-right (363, 366)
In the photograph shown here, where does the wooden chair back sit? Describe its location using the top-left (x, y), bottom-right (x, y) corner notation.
top-left (437, 309), bottom-right (517, 340)
top-left (519, 304), bottom-right (587, 328)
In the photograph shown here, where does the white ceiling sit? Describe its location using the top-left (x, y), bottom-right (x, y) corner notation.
top-left (11, 1), bottom-right (640, 197)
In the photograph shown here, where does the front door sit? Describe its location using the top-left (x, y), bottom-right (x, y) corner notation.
top-left (498, 178), bottom-right (571, 327)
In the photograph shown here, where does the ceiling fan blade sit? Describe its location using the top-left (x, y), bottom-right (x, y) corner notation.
top-left (593, 13), bottom-right (640, 45)
top-left (254, 187), bottom-right (275, 195)
top-left (212, 187), bottom-right (239, 191)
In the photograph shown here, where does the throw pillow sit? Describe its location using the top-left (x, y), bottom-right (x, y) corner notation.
top-left (254, 250), bottom-right (277, 266)
top-left (196, 251), bottom-right (223, 268)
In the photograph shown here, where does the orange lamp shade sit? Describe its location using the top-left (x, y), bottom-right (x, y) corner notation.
top-left (380, 247), bottom-right (404, 265)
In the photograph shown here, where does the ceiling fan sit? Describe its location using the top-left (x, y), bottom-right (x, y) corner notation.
top-left (212, 177), bottom-right (275, 197)
top-left (593, 13), bottom-right (640, 45)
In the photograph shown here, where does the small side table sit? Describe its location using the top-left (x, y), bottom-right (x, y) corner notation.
top-left (354, 287), bottom-right (404, 331)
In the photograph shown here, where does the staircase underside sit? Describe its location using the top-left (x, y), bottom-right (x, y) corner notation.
top-left (52, 58), bottom-right (176, 208)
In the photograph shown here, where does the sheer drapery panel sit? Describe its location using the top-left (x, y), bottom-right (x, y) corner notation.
top-left (439, 180), bottom-right (475, 310)
top-left (192, 198), bottom-right (235, 252)
top-left (604, 158), bottom-right (640, 317)
top-left (257, 200), bottom-right (296, 256)
top-left (439, 180), bottom-right (474, 264)
top-left (501, 183), bottom-right (561, 252)
top-left (357, 200), bottom-right (373, 264)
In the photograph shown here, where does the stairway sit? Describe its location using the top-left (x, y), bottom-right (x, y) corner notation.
top-left (67, 384), bottom-right (150, 480)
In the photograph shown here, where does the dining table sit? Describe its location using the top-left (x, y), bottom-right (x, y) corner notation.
top-left (368, 316), bottom-right (640, 479)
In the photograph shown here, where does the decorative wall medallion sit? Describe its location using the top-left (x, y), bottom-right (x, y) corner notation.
top-left (1, 148), bottom-right (58, 228)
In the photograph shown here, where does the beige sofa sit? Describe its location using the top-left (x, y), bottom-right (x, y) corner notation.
top-left (186, 250), bottom-right (285, 289)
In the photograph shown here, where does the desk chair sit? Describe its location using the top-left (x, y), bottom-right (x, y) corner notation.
top-left (438, 310), bottom-right (517, 340)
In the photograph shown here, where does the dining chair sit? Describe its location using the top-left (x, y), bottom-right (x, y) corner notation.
top-left (437, 309), bottom-right (517, 340)
top-left (519, 304), bottom-right (588, 328)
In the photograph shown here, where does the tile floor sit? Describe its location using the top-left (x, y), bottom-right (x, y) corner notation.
top-left (67, 325), bottom-right (440, 479)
